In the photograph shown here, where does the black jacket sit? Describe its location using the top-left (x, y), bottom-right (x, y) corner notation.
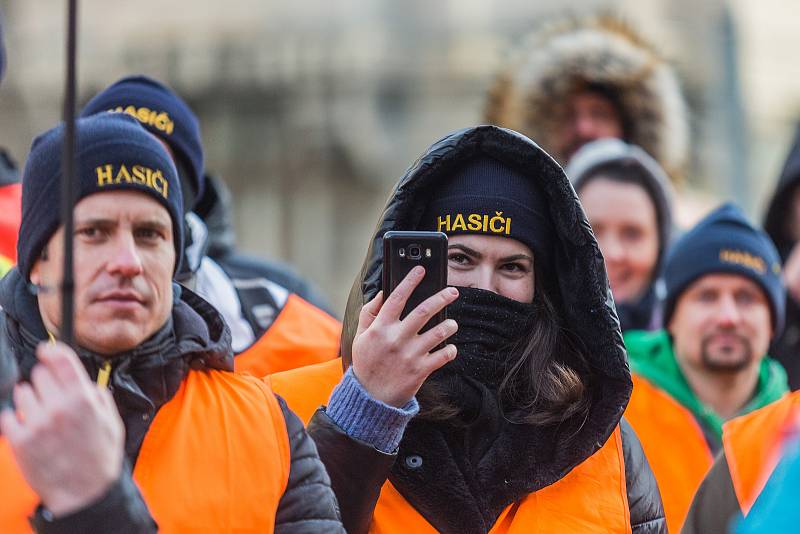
top-left (313, 126), bottom-right (665, 533)
top-left (764, 125), bottom-right (800, 391)
top-left (0, 268), bottom-right (344, 533)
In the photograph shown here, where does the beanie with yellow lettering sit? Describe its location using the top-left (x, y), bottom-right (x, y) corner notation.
top-left (18, 112), bottom-right (184, 279)
top-left (662, 202), bottom-right (785, 336)
top-left (418, 155), bottom-right (555, 264)
top-left (80, 75), bottom-right (203, 211)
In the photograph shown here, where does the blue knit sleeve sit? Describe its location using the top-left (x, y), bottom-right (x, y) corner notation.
top-left (325, 367), bottom-right (419, 453)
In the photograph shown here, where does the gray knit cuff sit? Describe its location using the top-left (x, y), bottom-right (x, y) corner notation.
top-left (326, 367), bottom-right (419, 453)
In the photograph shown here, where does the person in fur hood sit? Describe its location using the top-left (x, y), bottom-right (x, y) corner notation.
top-left (269, 125), bottom-right (666, 533)
top-left (484, 14), bottom-right (689, 181)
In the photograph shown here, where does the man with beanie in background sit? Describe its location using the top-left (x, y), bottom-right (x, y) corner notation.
top-left (80, 75), bottom-right (341, 376)
top-left (0, 112), bottom-right (344, 532)
top-left (624, 203), bottom-right (789, 532)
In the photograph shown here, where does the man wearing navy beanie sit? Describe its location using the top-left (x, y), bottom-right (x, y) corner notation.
top-left (0, 113), bottom-right (344, 531)
top-left (81, 75), bottom-right (342, 375)
top-left (622, 202), bottom-right (790, 531)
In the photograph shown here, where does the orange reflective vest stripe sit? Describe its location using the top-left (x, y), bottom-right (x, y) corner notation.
top-left (624, 373), bottom-right (714, 533)
top-left (236, 293), bottom-right (341, 377)
top-left (269, 358), bottom-right (633, 533)
top-left (723, 391), bottom-right (799, 516)
top-left (0, 370), bottom-right (291, 533)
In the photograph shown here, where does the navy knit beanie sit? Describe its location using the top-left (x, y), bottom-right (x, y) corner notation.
top-left (663, 203), bottom-right (785, 336)
top-left (80, 75), bottom-right (204, 205)
top-left (18, 112), bottom-right (184, 280)
top-left (419, 156), bottom-right (554, 262)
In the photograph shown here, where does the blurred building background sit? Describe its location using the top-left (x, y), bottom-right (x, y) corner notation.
top-left (0, 0), bottom-right (798, 312)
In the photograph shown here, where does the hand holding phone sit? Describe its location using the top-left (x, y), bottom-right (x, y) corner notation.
top-left (350, 232), bottom-right (459, 407)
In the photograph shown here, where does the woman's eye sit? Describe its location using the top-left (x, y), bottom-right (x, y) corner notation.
top-left (621, 226), bottom-right (643, 242)
top-left (448, 253), bottom-right (470, 265)
top-left (501, 262), bottom-right (527, 273)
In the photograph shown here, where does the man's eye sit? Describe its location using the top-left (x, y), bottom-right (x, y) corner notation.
top-left (697, 290), bottom-right (716, 302)
top-left (735, 291), bottom-right (756, 305)
top-left (77, 227), bottom-right (99, 238)
top-left (135, 229), bottom-right (161, 240)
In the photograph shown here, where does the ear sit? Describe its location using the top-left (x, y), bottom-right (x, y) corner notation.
top-left (29, 245), bottom-right (50, 284)
top-left (29, 257), bottom-right (43, 286)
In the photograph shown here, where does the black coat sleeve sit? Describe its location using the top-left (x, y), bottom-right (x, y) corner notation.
top-left (620, 417), bottom-right (668, 534)
top-left (274, 396), bottom-right (346, 534)
top-left (307, 407), bottom-right (397, 534)
top-left (30, 469), bottom-right (157, 534)
top-left (681, 452), bottom-right (741, 534)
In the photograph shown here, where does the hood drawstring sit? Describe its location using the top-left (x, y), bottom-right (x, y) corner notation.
top-left (47, 330), bottom-right (112, 389)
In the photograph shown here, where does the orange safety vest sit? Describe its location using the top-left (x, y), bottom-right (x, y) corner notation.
top-left (0, 369), bottom-right (291, 533)
top-left (235, 293), bottom-right (341, 377)
top-left (723, 391), bottom-right (799, 516)
top-left (269, 358), bottom-right (633, 533)
top-left (624, 373), bottom-right (714, 533)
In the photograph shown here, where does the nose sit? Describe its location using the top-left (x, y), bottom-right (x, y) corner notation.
top-left (600, 234), bottom-right (625, 263)
top-left (106, 234), bottom-right (143, 278)
top-left (574, 112), bottom-right (599, 139)
top-left (468, 266), bottom-right (496, 294)
top-left (716, 293), bottom-right (743, 327)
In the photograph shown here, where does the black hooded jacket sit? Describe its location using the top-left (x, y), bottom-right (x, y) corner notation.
top-left (764, 125), bottom-right (800, 390)
top-left (0, 268), bottom-right (344, 533)
top-left (308, 126), bottom-right (665, 533)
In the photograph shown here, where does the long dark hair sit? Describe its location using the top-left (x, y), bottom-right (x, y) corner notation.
top-left (417, 285), bottom-right (592, 427)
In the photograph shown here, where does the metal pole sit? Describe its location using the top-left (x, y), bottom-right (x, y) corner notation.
top-left (60, 0), bottom-right (78, 348)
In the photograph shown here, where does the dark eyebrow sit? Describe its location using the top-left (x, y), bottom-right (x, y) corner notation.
top-left (448, 243), bottom-right (482, 259)
top-left (74, 218), bottom-right (170, 231)
top-left (75, 217), bottom-right (116, 227)
top-left (134, 220), bottom-right (170, 231)
top-left (499, 254), bottom-right (534, 263)
top-left (449, 244), bottom-right (534, 264)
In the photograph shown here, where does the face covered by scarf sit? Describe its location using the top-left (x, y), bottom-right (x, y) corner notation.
top-left (418, 286), bottom-right (537, 422)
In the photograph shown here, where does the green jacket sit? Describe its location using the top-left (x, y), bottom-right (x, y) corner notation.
top-left (624, 329), bottom-right (788, 445)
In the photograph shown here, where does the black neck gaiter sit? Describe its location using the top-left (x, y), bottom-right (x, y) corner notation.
top-left (419, 287), bottom-right (534, 421)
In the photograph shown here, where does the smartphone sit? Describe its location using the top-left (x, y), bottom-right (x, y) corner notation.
top-left (382, 231), bottom-right (448, 334)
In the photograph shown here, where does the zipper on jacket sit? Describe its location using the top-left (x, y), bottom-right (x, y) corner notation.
top-left (96, 360), bottom-right (112, 388)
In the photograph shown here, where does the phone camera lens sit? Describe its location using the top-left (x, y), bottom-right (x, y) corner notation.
top-left (408, 245), bottom-right (422, 259)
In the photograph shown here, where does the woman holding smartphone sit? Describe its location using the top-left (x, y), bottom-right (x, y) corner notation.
top-left (269, 125), bottom-right (665, 533)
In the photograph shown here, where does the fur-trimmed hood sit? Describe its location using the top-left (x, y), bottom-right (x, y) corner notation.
top-left (339, 126), bottom-right (633, 530)
top-left (484, 14), bottom-right (688, 181)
